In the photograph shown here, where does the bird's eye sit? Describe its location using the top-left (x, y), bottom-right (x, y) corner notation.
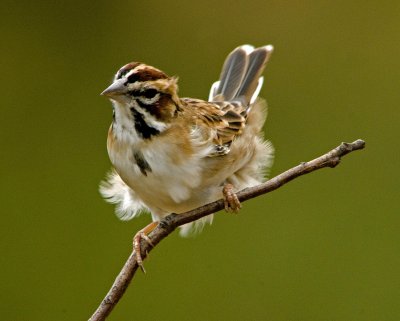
top-left (142, 89), bottom-right (158, 99)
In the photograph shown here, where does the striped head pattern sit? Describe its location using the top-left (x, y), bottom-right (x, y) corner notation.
top-left (102, 63), bottom-right (182, 138)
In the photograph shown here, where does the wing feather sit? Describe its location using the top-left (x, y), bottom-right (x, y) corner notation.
top-left (182, 98), bottom-right (246, 148)
top-left (186, 45), bottom-right (273, 157)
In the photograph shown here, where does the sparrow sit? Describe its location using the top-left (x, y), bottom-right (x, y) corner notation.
top-left (100, 45), bottom-right (274, 270)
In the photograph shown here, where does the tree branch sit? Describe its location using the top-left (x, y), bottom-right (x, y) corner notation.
top-left (89, 139), bottom-right (365, 321)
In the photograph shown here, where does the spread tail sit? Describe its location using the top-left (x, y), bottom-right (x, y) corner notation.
top-left (209, 44), bottom-right (273, 107)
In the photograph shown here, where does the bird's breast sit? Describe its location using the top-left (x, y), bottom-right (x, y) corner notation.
top-left (107, 127), bottom-right (217, 214)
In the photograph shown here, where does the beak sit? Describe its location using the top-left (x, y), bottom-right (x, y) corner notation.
top-left (101, 79), bottom-right (126, 97)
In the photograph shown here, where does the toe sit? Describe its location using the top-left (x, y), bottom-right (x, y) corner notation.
top-left (223, 184), bottom-right (242, 213)
top-left (132, 221), bottom-right (159, 273)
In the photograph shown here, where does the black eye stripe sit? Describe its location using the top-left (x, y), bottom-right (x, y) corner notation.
top-left (142, 89), bottom-right (158, 98)
top-left (128, 89), bottom-right (141, 96)
top-left (128, 88), bottom-right (159, 100)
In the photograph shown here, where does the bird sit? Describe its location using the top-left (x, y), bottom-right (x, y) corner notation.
top-left (100, 44), bottom-right (275, 271)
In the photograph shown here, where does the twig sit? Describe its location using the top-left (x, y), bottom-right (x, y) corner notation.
top-left (89, 139), bottom-right (365, 321)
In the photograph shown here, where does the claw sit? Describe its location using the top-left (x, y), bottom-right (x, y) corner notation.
top-left (133, 221), bottom-right (159, 273)
top-left (222, 183), bottom-right (242, 213)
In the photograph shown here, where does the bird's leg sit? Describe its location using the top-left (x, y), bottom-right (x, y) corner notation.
top-left (222, 183), bottom-right (242, 213)
top-left (133, 221), bottom-right (159, 273)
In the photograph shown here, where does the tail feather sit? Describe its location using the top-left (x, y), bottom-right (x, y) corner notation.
top-left (236, 46), bottom-right (273, 105)
top-left (216, 45), bottom-right (250, 101)
top-left (210, 44), bottom-right (273, 107)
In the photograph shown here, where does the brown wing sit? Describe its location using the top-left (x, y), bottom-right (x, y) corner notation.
top-left (182, 98), bottom-right (246, 150)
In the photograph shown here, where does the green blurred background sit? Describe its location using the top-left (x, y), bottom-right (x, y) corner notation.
top-left (1, 0), bottom-right (399, 320)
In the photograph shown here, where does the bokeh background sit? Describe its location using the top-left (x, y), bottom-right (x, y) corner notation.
top-left (1, 0), bottom-right (399, 320)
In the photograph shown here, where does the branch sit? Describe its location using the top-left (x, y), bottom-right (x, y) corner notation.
top-left (89, 139), bottom-right (365, 321)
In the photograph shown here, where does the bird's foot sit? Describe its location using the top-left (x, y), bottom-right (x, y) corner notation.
top-left (133, 221), bottom-right (159, 273)
top-left (222, 183), bottom-right (242, 213)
